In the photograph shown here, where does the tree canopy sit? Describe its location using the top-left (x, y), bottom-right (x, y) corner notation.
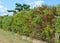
top-left (7, 3), bottom-right (30, 13)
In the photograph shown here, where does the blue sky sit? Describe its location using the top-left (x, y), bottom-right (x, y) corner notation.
top-left (0, 0), bottom-right (60, 16)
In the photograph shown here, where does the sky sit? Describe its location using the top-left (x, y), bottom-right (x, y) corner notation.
top-left (0, 0), bottom-right (60, 16)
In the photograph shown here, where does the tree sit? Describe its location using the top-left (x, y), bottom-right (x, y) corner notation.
top-left (15, 3), bottom-right (23, 12)
top-left (7, 3), bottom-right (30, 13)
top-left (23, 4), bottom-right (30, 10)
top-left (7, 10), bottom-right (16, 13)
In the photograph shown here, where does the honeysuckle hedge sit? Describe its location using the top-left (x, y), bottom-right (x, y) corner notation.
top-left (0, 4), bottom-right (60, 43)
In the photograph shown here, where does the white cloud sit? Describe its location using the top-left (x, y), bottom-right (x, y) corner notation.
top-left (0, 13), bottom-right (7, 16)
top-left (2, 13), bottom-right (7, 15)
top-left (33, 0), bottom-right (44, 7)
top-left (25, 0), bottom-right (44, 8)
top-left (0, 4), bottom-right (8, 16)
top-left (0, 5), bottom-right (7, 12)
top-left (0, 1), bottom-right (8, 16)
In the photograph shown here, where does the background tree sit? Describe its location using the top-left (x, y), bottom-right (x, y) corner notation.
top-left (23, 4), bottom-right (30, 10)
top-left (7, 3), bottom-right (30, 13)
top-left (7, 10), bottom-right (16, 13)
top-left (15, 3), bottom-right (23, 12)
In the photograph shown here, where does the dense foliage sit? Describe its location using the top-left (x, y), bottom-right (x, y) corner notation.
top-left (0, 4), bottom-right (60, 43)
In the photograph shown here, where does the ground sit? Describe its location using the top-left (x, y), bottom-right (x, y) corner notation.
top-left (0, 29), bottom-right (32, 43)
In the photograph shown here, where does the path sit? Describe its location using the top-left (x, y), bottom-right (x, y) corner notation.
top-left (0, 29), bottom-right (31, 43)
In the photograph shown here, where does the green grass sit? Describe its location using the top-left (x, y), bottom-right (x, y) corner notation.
top-left (0, 29), bottom-right (32, 43)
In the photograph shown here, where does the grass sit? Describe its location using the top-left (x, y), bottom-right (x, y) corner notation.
top-left (0, 29), bottom-right (32, 43)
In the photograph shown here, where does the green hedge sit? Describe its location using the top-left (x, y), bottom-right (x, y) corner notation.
top-left (0, 5), bottom-right (60, 43)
